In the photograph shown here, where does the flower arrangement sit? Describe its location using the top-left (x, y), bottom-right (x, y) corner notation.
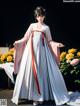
top-left (60, 48), bottom-right (80, 91)
top-left (0, 48), bottom-right (14, 64)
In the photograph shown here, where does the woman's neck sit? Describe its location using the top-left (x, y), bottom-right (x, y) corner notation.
top-left (37, 22), bottom-right (44, 25)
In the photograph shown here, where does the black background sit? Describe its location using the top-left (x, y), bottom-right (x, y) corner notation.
top-left (0, 0), bottom-right (80, 49)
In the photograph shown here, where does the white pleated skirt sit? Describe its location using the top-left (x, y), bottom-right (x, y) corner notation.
top-left (11, 31), bottom-right (70, 105)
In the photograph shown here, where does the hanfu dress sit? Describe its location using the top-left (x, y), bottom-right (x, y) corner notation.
top-left (11, 23), bottom-right (70, 105)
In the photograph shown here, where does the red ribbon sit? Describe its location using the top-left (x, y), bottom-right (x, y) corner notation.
top-left (31, 31), bottom-right (45, 95)
top-left (42, 32), bottom-right (44, 46)
top-left (31, 32), bottom-right (41, 95)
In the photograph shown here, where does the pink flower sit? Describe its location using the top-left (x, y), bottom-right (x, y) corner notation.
top-left (70, 58), bottom-right (79, 66)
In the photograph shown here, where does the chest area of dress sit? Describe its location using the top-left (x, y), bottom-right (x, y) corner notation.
top-left (32, 24), bottom-right (46, 36)
top-left (31, 24), bottom-right (46, 41)
top-left (32, 31), bottom-right (45, 43)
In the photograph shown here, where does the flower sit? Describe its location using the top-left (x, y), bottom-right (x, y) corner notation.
top-left (60, 48), bottom-right (80, 66)
top-left (70, 58), bottom-right (79, 66)
top-left (68, 48), bottom-right (77, 54)
top-left (77, 52), bottom-right (80, 57)
top-left (60, 52), bottom-right (66, 61)
top-left (1, 54), bottom-right (6, 62)
top-left (60, 48), bottom-right (80, 91)
top-left (7, 55), bottom-right (13, 62)
top-left (66, 59), bottom-right (71, 63)
top-left (66, 53), bottom-right (74, 60)
top-left (0, 47), bottom-right (14, 63)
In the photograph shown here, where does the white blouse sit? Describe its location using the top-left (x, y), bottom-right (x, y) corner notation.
top-left (24, 23), bottom-right (52, 42)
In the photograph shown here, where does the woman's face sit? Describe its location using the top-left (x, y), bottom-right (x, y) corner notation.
top-left (36, 15), bottom-right (45, 23)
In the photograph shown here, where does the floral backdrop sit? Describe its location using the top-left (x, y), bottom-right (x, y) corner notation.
top-left (0, 47), bottom-right (80, 91)
top-left (0, 48), bottom-right (14, 63)
top-left (60, 48), bottom-right (80, 91)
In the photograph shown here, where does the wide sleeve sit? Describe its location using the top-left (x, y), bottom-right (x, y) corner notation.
top-left (45, 26), bottom-right (52, 42)
top-left (13, 24), bottom-right (33, 74)
top-left (23, 23), bottom-right (33, 42)
top-left (45, 26), bottom-right (60, 65)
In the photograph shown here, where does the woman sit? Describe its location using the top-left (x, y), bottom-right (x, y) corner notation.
top-left (11, 6), bottom-right (70, 105)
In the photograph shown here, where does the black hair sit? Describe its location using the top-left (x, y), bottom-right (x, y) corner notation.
top-left (34, 6), bottom-right (46, 18)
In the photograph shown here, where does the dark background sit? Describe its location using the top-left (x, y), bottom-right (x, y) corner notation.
top-left (0, 0), bottom-right (80, 49)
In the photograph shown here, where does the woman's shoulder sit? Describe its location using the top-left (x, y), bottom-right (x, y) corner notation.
top-left (29, 23), bottom-right (50, 31)
top-left (29, 23), bottom-right (36, 26)
top-left (43, 23), bottom-right (49, 27)
top-left (28, 23), bottom-right (37, 29)
top-left (43, 24), bottom-right (50, 30)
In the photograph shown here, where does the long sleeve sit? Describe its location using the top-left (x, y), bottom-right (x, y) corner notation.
top-left (14, 24), bottom-right (33, 74)
top-left (23, 23), bottom-right (33, 42)
top-left (45, 26), bottom-right (60, 65)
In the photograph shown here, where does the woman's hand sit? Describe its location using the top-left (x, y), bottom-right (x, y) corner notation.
top-left (49, 41), bottom-right (64, 48)
top-left (58, 43), bottom-right (65, 47)
top-left (13, 40), bottom-right (21, 46)
top-left (58, 43), bottom-right (64, 47)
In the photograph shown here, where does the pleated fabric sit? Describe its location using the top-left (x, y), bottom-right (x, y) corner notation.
top-left (11, 31), bottom-right (69, 105)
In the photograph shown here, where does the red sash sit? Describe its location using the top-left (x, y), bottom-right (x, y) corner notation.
top-left (31, 31), bottom-right (45, 95)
